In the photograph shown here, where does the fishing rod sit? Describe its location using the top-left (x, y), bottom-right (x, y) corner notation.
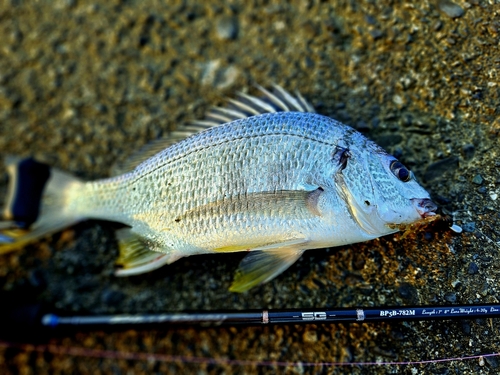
top-left (2, 300), bottom-right (500, 335)
top-left (40, 304), bottom-right (500, 327)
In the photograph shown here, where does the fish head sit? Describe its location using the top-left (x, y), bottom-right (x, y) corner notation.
top-left (332, 137), bottom-right (436, 236)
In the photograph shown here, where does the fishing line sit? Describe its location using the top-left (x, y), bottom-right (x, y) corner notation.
top-left (0, 340), bottom-right (498, 368)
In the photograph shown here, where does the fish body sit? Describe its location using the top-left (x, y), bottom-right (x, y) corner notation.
top-left (1, 87), bottom-right (437, 291)
top-left (71, 112), bottom-right (391, 252)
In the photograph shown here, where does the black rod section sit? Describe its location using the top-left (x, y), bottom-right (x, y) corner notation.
top-left (41, 304), bottom-right (500, 328)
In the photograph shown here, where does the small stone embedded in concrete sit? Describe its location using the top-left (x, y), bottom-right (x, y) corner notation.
top-left (462, 222), bottom-right (476, 232)
top-left (438, 0), bottom-right (465, 18)
top-left (424, 157), bottom-right (459, 181)
top-left (485, 355), bottom-right (499, 369)
top-left (444, 292), bottom-right (457, 303)
top-left (468, 262), bottom-right (479, 275)
top-left (461, 144), bottom-right (475, 160)
top-left (216, 16), bottom-right (239, 40)
top-left (472, 174), bottom-right (483, 185)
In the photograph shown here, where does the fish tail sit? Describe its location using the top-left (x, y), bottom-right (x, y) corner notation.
top-left (0, 157), bottom-right (84, 254)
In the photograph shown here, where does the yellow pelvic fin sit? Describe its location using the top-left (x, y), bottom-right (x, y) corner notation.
top-left (229, 244), bottom-right (306, 293)
top-left (114, 228), bottom-right (181, 277)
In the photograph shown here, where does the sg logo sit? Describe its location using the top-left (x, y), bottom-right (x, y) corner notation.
top-left (301, 312), bottom-right (327, 321)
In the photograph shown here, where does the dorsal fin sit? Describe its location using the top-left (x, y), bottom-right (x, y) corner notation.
top-left (111, 85), bottom-right (316, 176)
top-left (111, 126), bottom-right (212, 176)
top-left (195, 84), bottom-right (316, 127)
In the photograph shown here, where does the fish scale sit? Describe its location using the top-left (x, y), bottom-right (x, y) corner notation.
top-left (67, 114), bottom-right (346, 254)
top-left (0, 86), bottom-right (437, 292)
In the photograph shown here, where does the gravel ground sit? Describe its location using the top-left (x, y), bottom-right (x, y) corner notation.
top-left (0, 0), bottom-right (499, 374)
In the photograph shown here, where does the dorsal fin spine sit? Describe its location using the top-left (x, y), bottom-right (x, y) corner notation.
top-left (111, 85), bottom-right (317, 176)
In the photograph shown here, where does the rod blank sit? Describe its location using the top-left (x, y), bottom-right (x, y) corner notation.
top-left (41, 304), bottom-right (500, 328)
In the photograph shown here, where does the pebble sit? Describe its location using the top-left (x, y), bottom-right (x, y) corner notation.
top-left (451, 280), bottom-right (462, 289)
top-left (369, 29), bottom-right (383, 40)
top-left (485, 355), bottom-right (499, 369)
top-left (302, 56), bottom-right (315, 69)
top-left (461, 143), bottom-right (475, 160)
top-left (475, 318), bottom-right (487, 326)
top-left (479, 356), bottom-right (485, 367)
top-left (398, 283), bottom-right (416, 300)
top-left (438, 0), bottom-right (465, 18)
top-left (472, 174), bottom-right (483, 185)
top-left (101, 289), bottom-right (126, 305)
top-left (393, 94), bottom-right (403, 105)
top-left (303, 330), bottom-right (318, 343)
top-left (444, 292), bottom-right (457, 303)
top-left (461, 321), bottom-right (471, 335)
top-left (391, 329), bottom-right (405, 341)
top-left (200, 59), bottom-right (239, 89)
top-left (434, 368), bottom-right (450, 375)
top-left (424, 156), bottom-right (459, 181)
top-left (462, 222), bottom-right (476, 232)
top-left (216, 16), bottom-right (238, 40)
top-left (358, 285), bottom-right (374, 296)
top-left (435, 195), bottom-right (452, 205)
top-left (479, 283), bottom-right (489, 297)
top-left (468, 262), bottom-right (479, 275)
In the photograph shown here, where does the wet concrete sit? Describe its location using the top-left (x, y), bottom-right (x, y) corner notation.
top-left (0, 0), bottom-right (499, 374)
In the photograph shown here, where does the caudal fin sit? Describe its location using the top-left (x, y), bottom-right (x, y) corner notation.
top-left (0, 157), bottom-right (84, 254)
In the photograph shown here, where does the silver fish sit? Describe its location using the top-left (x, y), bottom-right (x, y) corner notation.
top-left (0, 85), bottom-right (437, 292)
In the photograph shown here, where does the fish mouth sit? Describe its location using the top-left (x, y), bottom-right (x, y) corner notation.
top-left (411, 198), bottom-right (437, 218)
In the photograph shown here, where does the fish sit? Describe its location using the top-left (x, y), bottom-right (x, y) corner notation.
top-left (0, 85), bottom-right (437, 292)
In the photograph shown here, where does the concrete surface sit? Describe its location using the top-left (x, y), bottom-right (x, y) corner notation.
top-left (0, 0), bottom-right (499, 374)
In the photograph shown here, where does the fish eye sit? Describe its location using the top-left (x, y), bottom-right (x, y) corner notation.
top-left (390, 160), bottom-right (411, 182)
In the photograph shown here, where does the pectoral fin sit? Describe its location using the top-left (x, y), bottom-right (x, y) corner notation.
top-left (114, 228), bottom-right (181, 277)
top-left (229, 246), bottom-right (305, 293)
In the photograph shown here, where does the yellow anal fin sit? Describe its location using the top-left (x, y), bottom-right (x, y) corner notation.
top-left (229, 246), bottom-right (305, 293)
top-left (214, 238), bottom-right (308, 254)
top-left (214, 244), bottom-right (253, 253)
top-left (114, 228), bottom-right (181, 277)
